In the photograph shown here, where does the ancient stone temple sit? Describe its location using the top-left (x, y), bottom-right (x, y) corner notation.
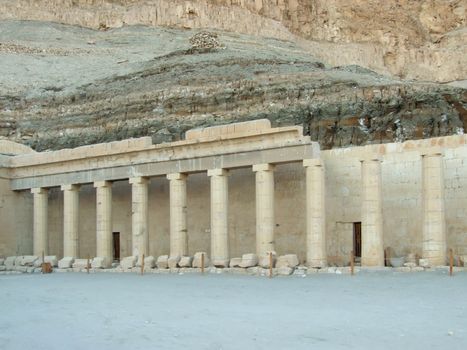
top-left (0, 120), bottom-right (466, 270)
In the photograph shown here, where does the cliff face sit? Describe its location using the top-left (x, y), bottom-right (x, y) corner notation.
top-left (0, 22), bottom-right (465, 151)
top-left (0, 0), bottom-right (465, 82)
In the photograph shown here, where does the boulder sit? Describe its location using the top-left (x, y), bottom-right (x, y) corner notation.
top-left (458, 255), bottom-right (467, 267)
top-left (168, 256), bottom-right (181, 269)
top-left (5, 256), bottom-right (16, 270)
top-left (403, 262), bottom-right (417, 268)
top-left (120, 256), bottom-right (137, 269)
top-left (211, 257), bottom-right (229, 268)
top-left (156, 255), bottom-right (169, 269)
top-left (91, 257), bottom-right (110, 269)
top-left (178, 256), bottom-right (193, 267)
top-left (258, 251), bottom-right (276, 268)
top-left (58, 257), bottom-right (75, 269)
top-left (276, 254), bottom-right (299, 268)
top-left (72, 259), bottom-right (89, 269)
top-left (20, 255), bottom-right (39, 266)
top-left (277, 266), bottom-right (294, 276)
top-left (239, 254), bottom-right (258, 268)
top-left (14, 256), bottom-right (23, 266)
top-left (144, 256), bottom-right (156, 268)
top-left (193, 252), bottom-right (210, 268)
top-left (229, 257), bottom-right (242, 268)
top-left (45, 256), bottom-right (58, 267)
top-left (418, 259), bottom-right (430, 268)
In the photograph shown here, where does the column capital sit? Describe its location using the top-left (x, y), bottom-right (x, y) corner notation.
top-left (207, 168), bottom-right (229, 177)
top-left (61, 184), bottom-right (81, 192)
top-left (303, 158), bottom-right (323, 167)
top-left (167, 173), bottom-right (187, 181)
top-left (31, 187), bottom-right (48, 194)
top-left (421, 147), bottom-right (444, 157)
top-left (252, 163), bottom-right (275, 172)
top-left (129, 176), bottom-right (150, 185)
top-left (93, 180), bottom-right (112, 188)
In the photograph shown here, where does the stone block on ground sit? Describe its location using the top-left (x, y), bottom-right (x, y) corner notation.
top-left (72, 259), bottom-right (89, 269)
top-left (178, 256), bottom-right (193, 267)
top-left (45, 256), bottom-right (58, 267)
top-left (144, 255), bottom-right (156, 268)
top-left (58, 257), bottom-right (75, 269)
top-left (156, 255), bottom-right (169, 269)
top-left (14, 256), bottom-right (23, 266)
top-left (258, 251), bottom-right (276, 268)
top-left (20, 255), bottom-right (39, 266)
top-left (0, 266), bottom-right (5, 271)
top-left (168, 256), bottom-right (181, 269)
top-left (418, 259), bottom-right (430, 268)
top-left (15, 266), bottom-right (28, 273)
top-left (193, 252), bottom-right (210, 268)
top-left (403, 262), bottom-right (417, 268)
top-left (277, 266), bottom-right (294, 276)
top-left (276, 254), bottom-right (299, 268)
top-left (120, 256), bottom-right (137, 269)
top-left (239, 253), bottom-right (258, 268)
top-left (229, 257), bottom-right (242, 268)
top-left (211, 257), bottom-right (229, 268)
top-left (5, 256), bottom-right (16, 270)
top-left (458, 256), bottom-right (467, 267)
top-left (91, 257), bottom-right (110, 269)
top-left (389, 257), bottom-right (405, 268)
top-left (0, 258), bottom-right (4, 266)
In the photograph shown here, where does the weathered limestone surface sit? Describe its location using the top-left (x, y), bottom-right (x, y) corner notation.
top-left (253, 164), bottom-right (275, 256)
top-left (168, 256), bottom-right (181, 269)
top-left (422, 150), bottom-right (447, 266)
top-left (258, 251), bottom-right (276, 268)
top-left (168, 173), bottom-right (188, 257)
top-left (229, 257), bottom-right (242, 268)
top-left (72, 259), bottom-right (89, 269)
top-left (276, 254), bottom-right (299, 268)
top-left (61, 184), bottom-right (80, 258)
top-left (156, 255), bottom-right (169, 269)
top-left (94, 181), bottom-right (112, 268)
top-left (130, 177), bottom-right (149, 258)
top-left (32, 188), bottom-right (48, 256)
top-left (58, 257), bottom-right (74, 269)
top-left (192, 252), bottom-right (210, 268)
top-left (120, 256), bottom-right (137, 269)
top-left (178, 256), bottom-right (193, 268)
top-left (239, 254), bottom-right (258, 268)
top-left (360, 157), bottom-right (385, 267)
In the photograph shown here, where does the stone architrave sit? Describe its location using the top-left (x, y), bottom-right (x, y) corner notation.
top-left (31, 188), bottom-right (48, 256)
top-left (252, 163), bottom-right (275, 256)
top-left (360, 156), bottom-right (384, 266)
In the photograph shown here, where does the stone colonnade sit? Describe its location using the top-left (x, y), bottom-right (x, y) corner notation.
top-left (29, 150), bottom-right (448, 267)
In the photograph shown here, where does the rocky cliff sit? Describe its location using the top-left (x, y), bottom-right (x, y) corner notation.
top-left (1, 0), bottom-right (465, 82)
top-left (0, 2), bottom-right (465, 151)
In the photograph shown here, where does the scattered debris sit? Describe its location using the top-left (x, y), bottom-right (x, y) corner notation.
top-left (189, 31), bottom-right (224, 50)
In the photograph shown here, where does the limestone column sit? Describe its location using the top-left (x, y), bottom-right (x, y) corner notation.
top-left (129, 177), bottom-right (149, 259)
top-left (61, 184), bottom-right (80, 258)
top-left (31, 188), bottom-right (48, 256)
top-left (167, 173), bottom-right (188, 257)
top-left (360, 157), bottom-right (384, 266)
top-left (421, 149), bottom-right (446, 266)
top-left (253, 163), bottom-right (275, 256)
top-left (208, 168), bottom-right (229, 267)
top-left (94, 181), bottom-right (113, 267)
top-left (303, 159), bottom-right (327, 268)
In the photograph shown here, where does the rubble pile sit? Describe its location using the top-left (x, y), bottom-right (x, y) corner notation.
top-left (189, 31), bottom-right (223, 50)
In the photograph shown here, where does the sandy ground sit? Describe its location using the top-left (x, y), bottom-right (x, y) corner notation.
top-left (1, 271), bottom-right (466, 350)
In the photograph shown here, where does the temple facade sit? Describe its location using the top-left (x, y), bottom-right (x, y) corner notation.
top-left (0, 120), bottom-right (466, 268)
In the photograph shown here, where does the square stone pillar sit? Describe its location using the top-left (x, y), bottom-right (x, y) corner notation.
top-left (208, 168), bottom-right (229, 267)
top-left (303, 159), bottom-right (327, 268)
top-left (421, 149), bottom-right (446, 266)
top-left (94, 181), bottom-right (113, 267)
top-left (253, 163), bottom-right (275, 256)
top-left (167, 173), bottom-right (188, 257)
top-left (129, 177), bottom-right (150, 260)
top-left (360, 156), bottom-right (384, 266)
top-left (61, 184), bottom-right (80, 258)
top-left (31, 187), bottom-right (48, 256)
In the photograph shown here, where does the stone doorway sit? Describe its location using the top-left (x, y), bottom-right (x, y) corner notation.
top-left (353, 222), bottom-right (362, 260)
top-left (112, 232), bottom-right (120, 261)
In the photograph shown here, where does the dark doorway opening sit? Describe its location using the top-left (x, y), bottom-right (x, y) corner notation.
top-left (112, 232), bottom-right (120, 261)
top-left (353, 222), bottom-right (362, 258)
